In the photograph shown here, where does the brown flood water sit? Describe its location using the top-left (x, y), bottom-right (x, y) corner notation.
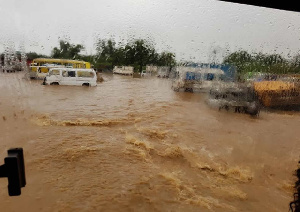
top-left (0, 71), bottom-right (300, 212)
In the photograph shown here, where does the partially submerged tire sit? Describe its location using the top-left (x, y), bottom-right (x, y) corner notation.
top-left (50, 82), bottom-right (59, 85)
top-left (246, 102), bottom-right (260, 116)
top-left (184, 87), bottom-right (193, 93)
top-left (82, 83), bottom-right (90, 86)
top-left (172, 86), bottom-right (180, 92)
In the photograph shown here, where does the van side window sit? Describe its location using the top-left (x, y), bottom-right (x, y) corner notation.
top-left (50, 70), bottom-right (60, 75)
top-left (77, 71), bottom-right (94, 78)
top-left (62, 71), bottom-right (68, 77)
top-left (68, 71), bottom-right (76, 77)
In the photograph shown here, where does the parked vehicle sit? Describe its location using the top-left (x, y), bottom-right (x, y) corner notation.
top-left (208, 82), bottom-right (260, 116)
top-left (3, 65), bottom-right (20, 72)
top-left (2, 62), bottom-right (22, 72)
top-left (29, 58), bottom-right (91, 79)
top-left (30, 64), bottom-right (65, 79)
top-left (43, 68), bottom-right (97, 86)
top-left (253, 78), bottom-right (300, 107)
top-left (141, 70), bottom-right (151, 77)
top-left (113, 66), bottom-right (133, 75)
top-left (172, 67), bottom-right (225, 92)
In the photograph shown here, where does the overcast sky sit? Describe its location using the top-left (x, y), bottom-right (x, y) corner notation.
top-left (1, 0), bottom-right (300, 62)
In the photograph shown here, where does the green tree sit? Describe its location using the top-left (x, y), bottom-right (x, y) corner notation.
top-left (51, 40), bottom-right (84, 59)
top-left (289, 54), bottom-right (300, 73)
top-left (223, 50), bottom-right (253, 75)
top-left (125, 39), bottom-right (156, 72)
top-left (223, 51), bottom-right (294, 76)
top-left (157, 52), bottom-right (176, 67)
top-left (26, 52), bottom-right (48, 60)
top-left (95, 39), bottom-right (122, 70)
top-left (94, 37), bottom-right (176, 72)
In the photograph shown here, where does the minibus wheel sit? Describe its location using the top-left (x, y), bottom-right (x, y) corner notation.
top-left (50, 82), bottom-right (59, 85)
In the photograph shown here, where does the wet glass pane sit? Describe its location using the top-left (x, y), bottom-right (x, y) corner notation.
top-left (0, 1), bottom-right (300, 211)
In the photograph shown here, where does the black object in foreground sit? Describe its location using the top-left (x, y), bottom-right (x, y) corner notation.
top-left (0, 148), bottom-right (26, 196)
top-left (218, 0), bottom-right (300, 13)
top-left (290, 161), bottom-right (300, 212)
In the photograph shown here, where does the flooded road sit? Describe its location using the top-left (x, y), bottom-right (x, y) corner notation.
top-left (0, 72), bottom-right (300, 211)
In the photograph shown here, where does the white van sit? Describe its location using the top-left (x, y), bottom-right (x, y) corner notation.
top-left (43, 68), bottom-right (97, 86)
top-left (113, 66), bottom-right (134, 75)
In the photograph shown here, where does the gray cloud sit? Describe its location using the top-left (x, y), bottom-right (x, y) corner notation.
top-left (1, 0), bottom-right (300, 62)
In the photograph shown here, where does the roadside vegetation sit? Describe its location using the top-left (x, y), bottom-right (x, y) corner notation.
top-left (2, 40), bottom-right (300, 76)
top-left (223, 50), bottom-right (300, 77)
top-left (22, 39), bottom-right (176, 73)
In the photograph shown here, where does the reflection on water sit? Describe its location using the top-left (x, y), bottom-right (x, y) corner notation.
top-left (0, 72), bottom-right (299, 212)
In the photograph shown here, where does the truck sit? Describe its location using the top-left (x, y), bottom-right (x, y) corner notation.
top-left (208, 82), bottom-right (260, 116)
top-left (172, 67), bottom-right (225, 92)
top-left (253, 76), bottom-right (300, 107)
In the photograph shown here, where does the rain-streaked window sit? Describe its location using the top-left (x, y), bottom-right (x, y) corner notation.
top-left (1, 1), bottom-right (300, 212)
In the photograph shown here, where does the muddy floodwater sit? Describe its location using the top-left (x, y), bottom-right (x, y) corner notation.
top-left (0, 72), bottom-right (300, 212)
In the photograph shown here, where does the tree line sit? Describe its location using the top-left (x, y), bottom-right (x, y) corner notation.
top-left (26, 39), bottom-right (176, 73)
top-left (21, 40), bottom-right (300, 75)
top-left (223, 50), bottom-right (300, 76)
